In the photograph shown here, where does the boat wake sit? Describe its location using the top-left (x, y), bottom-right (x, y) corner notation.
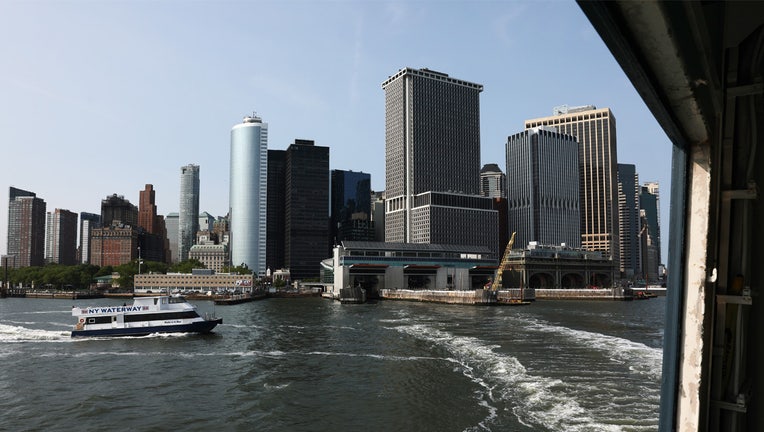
top-left (0, 323), bottom-right (70, 343)
top-left (394, 323), bottom-right (657, 432)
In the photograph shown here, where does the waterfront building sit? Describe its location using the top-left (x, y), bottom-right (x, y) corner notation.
top-left (266, 149), bottom-right (286, 273)
top-left (79, 212), bottom-right (101, 264)
top-left (617, 164), bottom-right (642, 279)
top-left (328, 241), bottom-right (497, 298)
top-left (164, 213), bottom-right (179, 263)
top-left (44, 208), bottom-right (78, 265)
top-left (138, 184), bottom-right (168, 264)
top-left (381, 67), bottom-right (497, 252)
top-left (134, 270), bottom-right (252, 294)
top-left (506, 127), bottom-right (580, 250)
top-left (179, 164), bottom-right (200, 262)
top-left (6, 187), bottom-right (46, 268)
top-left (525, 105), bottom-right (620, 262)
top-left (331, 170), bottom-right (374, 245)
top-left (230, 115), bottom-right (268, 275)
top-left (101, 194), bottom-right (138, 228)
top-left (285, 139), bottom-right (330, 280)
top-left (480, 164), bottom-right (507, 198)
top-left (500, 242), bottom-right (616, 289)
top-left (640, 182), bottom-right (661, 283)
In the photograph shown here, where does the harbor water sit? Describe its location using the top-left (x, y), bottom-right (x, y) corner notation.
top-left (0, 296), bottom-right (665, 431)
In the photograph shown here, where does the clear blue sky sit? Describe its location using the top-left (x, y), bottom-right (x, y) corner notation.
top-left (0, 0), bottom-right (672, 263)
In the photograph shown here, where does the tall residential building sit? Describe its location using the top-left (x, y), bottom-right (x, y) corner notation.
top-left (266, 150), bottom-right (286, 273)
top-left (506, 127), bottom-right (580, 250)
top-left (164, 213), bottom-right (179, 263)
top-left (480, 164), bottom-right (507, 198)
top-left (101, 194), bottom-right (138, 228)
top-left (331, 170), bottom-right (374, 245)
top-left (45, 208), bottom-right (78, 265)
top-left (640, 182), bottom-right (661, 282)
top-left (382, 67), bottom-right (497, 253)
top-left (179, 164), bottom-right (200, 262)
top-left (7, 187), bottom-right (46, 268)
top-left (285, 139), bottom-right (330, 280)
top-left (617, 164), bottom-right (641, 279)
top-left (79, 212), bottom-right (101, 264)
top-left (137, 184), bottom-right (168, 264)
top-left (525, 105), bottom-right (620, 262)
top-left (229, 115), bottom-right (268, 275)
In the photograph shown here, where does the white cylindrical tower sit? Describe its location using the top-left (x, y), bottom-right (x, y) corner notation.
top-left (229, 115), bottom-right (268, 275)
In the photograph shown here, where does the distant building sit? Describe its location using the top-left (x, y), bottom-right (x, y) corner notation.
top-left (640, 182), bottom-right (661, 283)
top-left (101, 194), bottom-right (138, 228)
top-left (90, 222), bottom-right (139, 267)
top-left (188, 244), bottom-right (228, 273)
top-left (331, 170), bottom-right (374, 245)
top-left (382, 67), bottom-right (497, 252)
top-left (480, 164), bottom-right (507, 198)
top-left (266, 149), bottom-right (286, 273)
top-left (7, 187), bottom-right (46, 268)
top-left (198, 211), bottom-right (215, 232)
top-left (506, 127), bottom-right (580, 250)
top-left (165, 213), bottom-right (179, 263)
top-left (45, 208), bottom-right (78, 265)
top-left (179, 164), bottom-right (200, 262)
top-left (230, 115), bottom-right (268, 275)
top-left (617, 164), bottom-right (641, 279)
top-left (285, 139), bottom-right (330, 280)
top-left (371, 191), bottom-right (385, 242)
top-left (79, 212), bottom-right (101, 264)
top-left (138, 184), bottom-right (168, 264)
top-left (525, 106), bottom-right (619, 262)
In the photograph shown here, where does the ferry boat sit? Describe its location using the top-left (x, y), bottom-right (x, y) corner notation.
top-left (71, 295), bottom-right (222, 337)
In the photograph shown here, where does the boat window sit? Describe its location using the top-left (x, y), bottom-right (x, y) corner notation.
top-left (88, 318), bottom-right (95, 324)
top-left (168, 296), bottom-right (186, 304)
top-left (154, 298), bottom-right (158, 305)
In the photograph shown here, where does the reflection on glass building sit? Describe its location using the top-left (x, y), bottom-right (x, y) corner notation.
top-left (331, 170), bottom-right (374, 244)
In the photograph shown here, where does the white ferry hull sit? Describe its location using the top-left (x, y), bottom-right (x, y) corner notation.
top-left (71, 317), bottom-right (222, 338)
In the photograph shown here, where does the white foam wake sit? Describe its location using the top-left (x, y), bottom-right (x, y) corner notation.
top-left (0, 323), bottom-right (70, 343)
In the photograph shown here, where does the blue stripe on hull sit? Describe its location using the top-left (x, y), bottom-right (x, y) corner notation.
top-left (71, 318), bottom-right (222, 338)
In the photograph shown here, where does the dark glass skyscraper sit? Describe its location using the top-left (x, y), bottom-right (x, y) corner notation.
top-left (285, 140), bottom-right (329, 280)
top-left (266, 149), bottom-right (286, 273)
top-left (331, 170), bottom-right (373, 245)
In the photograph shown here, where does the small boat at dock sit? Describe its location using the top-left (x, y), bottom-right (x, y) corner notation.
top-left (71, 295), bottom-right (222, 337)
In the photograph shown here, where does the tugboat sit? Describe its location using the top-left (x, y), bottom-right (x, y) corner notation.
top-left (71, 295), bottom-right (222, 337)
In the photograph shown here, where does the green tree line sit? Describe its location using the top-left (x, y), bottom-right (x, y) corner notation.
top-left (2, 259), bottom-right (210, 290)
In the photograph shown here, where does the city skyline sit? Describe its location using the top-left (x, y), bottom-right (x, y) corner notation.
top-left (0, 1), bottom-right (672, 261)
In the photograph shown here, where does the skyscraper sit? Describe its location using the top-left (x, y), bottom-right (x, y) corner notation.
top-left (179, 164), bottom-right (200, 262)
top-left (229, 115), bottom-right (268, 275)
top-left (640, 182), bottom-right (661, 282)
top-left (79, 212), bottom-right (101, 264)
top-left (6, 187), bottom-right (46, 268)
top-left (266, 149), bottom-right (286, 273)
top-left (617, 164), bottom-right (641, 279)
top-left (285, 139), bottom-right (329, 280)
top-left (480, 164), bottom-right (507, 198)
top-left (525, 105), bottom-right (619, 261)
top-left (164, 213), bottom-right (179, 263)
top-left (139, 184), bottom-right (158, 234)
top-left (331, 170), bottom-right (374, 244)
top-left (382, 67), bottom-right (497, 252)
top-left (45, 208), bottom-right (78, 265)
top-left (506, 127), bottom-right (580, 249)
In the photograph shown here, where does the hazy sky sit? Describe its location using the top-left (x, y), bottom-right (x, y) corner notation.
top-left (0, 0), bottom-right (672, 261)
